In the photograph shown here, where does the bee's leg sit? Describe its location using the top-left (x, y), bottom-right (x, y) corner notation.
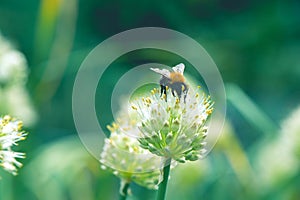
top-left (160, 85), bottom-right (164, 97)
top-left (171, 89), bottom-right (176, 97)
top-left (183, 84), bottom-right (188, 103)
top-left (160, 85), bottom-right (167, 101)
top-left (163, 86), bottom-right (167, 102)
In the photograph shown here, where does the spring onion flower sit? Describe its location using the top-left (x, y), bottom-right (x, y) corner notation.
top-left (100, 109), bottom-right (163, 191)
top-left (0, 33), bottom-right (27, 85)
top-left (0, 115), bottom-right (27, 175)
top-left (131, 86), bottom-right (213, 163)
top-left (0, 32), bottom-right (36, 126)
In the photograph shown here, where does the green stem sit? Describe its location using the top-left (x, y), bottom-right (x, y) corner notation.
top-left (119, 181), bottom-right (130, 200)
top-left (156, 157), bottom-right (171, 200)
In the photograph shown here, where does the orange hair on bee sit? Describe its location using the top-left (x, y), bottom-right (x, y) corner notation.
top-left (170, 72), bottom-right (185, 83)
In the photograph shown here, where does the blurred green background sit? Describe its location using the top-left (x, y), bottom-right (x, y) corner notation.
top-left (0, 0), bottom-right (300, 199)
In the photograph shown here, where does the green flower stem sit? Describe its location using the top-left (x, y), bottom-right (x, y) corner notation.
top-left (119, 181), bottom-right (130, 200)
top-left (156, 157), bottom-right (171, 200)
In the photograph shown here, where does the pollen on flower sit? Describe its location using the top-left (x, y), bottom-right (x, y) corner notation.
top-left (106, 125), bottom-right (114, 132)
top-left (167, 106), bottom-right (171, 112)
top-left (161, 94), bottom-right (167, 101)
top-left (206, 109), bottom-right (213, 115)
top-left (146, 97), bottom-right (152, 104)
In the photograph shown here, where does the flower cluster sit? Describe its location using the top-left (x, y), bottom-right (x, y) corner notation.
top-left (100, 110), bottom-right (163, 190)
top-left (0, 115), bottom-right (27, 175)
top-left (0, 33), bottom-right (27, 85)
top-left (0, 32), bottom-right (36, 126)
top-left (131, 86), bottom-right (213, 163)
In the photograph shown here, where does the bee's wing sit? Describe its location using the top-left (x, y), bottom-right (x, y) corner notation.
top-left (172, 63), bottom-right (185, 74)
top-left (150, 68), bottom-right (171, 78)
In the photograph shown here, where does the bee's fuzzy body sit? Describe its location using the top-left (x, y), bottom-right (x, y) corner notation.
top-left (151, 64), bottom-right (188, 102)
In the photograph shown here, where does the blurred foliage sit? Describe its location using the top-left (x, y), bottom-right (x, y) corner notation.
top-left (0, 0), bottom-right (300, 199)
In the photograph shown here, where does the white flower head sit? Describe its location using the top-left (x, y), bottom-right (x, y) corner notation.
top-left (100, 107), bottom-right (163, 190)
top-left (0, 32), bottom-right (36, 126)
top-left (131, 86), bottom-right (213, 163)
top-left (0, 33), bottom-right (27, 85)
top-left (0, 115), bottom-right (27, 175)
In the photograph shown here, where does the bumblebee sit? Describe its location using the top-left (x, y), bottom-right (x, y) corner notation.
top-left (150, 63), bottom-right (188, 102)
